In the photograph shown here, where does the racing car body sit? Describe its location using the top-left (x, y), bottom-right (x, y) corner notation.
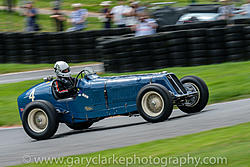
top-left (18, 70), bottom-right (209, 140)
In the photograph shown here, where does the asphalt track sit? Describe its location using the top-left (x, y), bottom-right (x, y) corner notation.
top-left (0, 98), bottom-right (249, 166)
top-left (0, 63), bottom-right (104, 84)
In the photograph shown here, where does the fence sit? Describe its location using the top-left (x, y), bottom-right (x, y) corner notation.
top-left (1, 19), bottom-right (250, 73)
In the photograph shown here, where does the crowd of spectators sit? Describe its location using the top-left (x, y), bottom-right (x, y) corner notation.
top-left (21, 0), bottom-right (157, 37)
top-left (11, 0), bottom-right (250, 36)
top-left (100, 0), bottom-right (158, 36)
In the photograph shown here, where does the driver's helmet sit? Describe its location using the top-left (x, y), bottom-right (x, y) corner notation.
top-left (54, 61), bottom-right (71, 78)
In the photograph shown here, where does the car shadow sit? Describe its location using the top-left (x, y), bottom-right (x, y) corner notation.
top-left (31, 108), bottom-right (214, 141)
top-left (168, 108), bottom-right (213, 121)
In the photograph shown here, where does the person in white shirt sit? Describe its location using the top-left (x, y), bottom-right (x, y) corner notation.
top-left (110, 0), bottom-right (131, 27)
top-left (218, 0), bottom-right (235, 20)
top-left (67, 3), bottom-right (88, 32)
top-left (131, 12), bottom-right (158, 37)
top-left (123, 1), bottom-right (146, 27)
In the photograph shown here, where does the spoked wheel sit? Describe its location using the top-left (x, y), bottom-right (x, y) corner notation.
top-left (141, 91), bottom-right (165, 117)
top-left (178, 76), bottom-right (209, 113)
top-left (137, 84), bottom-right (173, 123)
top-left (22, 101), bottom-right (59, 140)
top-left (182, 82), bottom-right (201, 107)
top-left (66, 121), bottom-right (93, 130)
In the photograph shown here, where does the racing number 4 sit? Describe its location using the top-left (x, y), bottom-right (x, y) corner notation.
top-left (29, 89), bottom-right (35, 101)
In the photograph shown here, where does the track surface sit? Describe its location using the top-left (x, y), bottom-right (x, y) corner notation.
top-left (0, 63), bottom-right (104, 84)
top-left (0, 98), bottom-right (250, 166)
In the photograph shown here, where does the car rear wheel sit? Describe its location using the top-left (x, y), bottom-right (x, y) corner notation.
top-left (137, 84), bottom-right (173, 123)
top-left (66, 122), bottom-right (93, 130)
top-left (22, 101), bottom-right (59, 140)
top-left (177, 76), bottom-right (209, 113)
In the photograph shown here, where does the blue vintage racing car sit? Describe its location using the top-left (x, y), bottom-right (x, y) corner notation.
top-left (17, 69), bottom-right (209, 140)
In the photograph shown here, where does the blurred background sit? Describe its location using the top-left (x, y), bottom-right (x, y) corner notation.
top-left (0, 0), bottom-right (248, 32)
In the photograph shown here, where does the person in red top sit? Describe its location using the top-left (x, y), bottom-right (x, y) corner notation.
top-left (52, 61), bottom-right (77, 99)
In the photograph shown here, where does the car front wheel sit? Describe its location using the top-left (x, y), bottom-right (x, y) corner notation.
top-left (177, 76), bottom-right (209, 113)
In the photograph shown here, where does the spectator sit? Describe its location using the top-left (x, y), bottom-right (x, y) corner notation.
top-left (218, 0), bottom-right (235, 20)
top-left (131, 11), bottom-right (158, 37)
top-left (241, 0), bottom-right (250, 15)
top-left (110, 0), bottom-right (130, 28)
top-left (99, 1), bottom-right (112, 28)
top-left (67, 3), bottom-right (88, 32)
top-left (123, 1), bottom-right (145, 27)
top-left (24, 1), bottom-right (40, 31)
top-left (50, 7), bottom-right (66, 31)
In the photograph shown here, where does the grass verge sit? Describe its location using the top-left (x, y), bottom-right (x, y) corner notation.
top-left (15, 121), bottom-right (250, 166)
top-left (0, 62), bottom-right (98, 74)
top-left (0, 61), bottom-right (250, 126)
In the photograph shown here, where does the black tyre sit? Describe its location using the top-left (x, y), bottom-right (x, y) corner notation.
top-left (244, 26), bottom-right (250, 33)
top-left (166, 31), bottom-right (186, 39)
top-left (227, 48), bottom-right (243, 55)
top-left (208, 42), bottom-right (225, 50)
top-left (177, 76), bottom-right (209, 113)
top-left (169, 52), bottom-right (186, 59)
top-left (187, 29), bottom-right (206, 37)
top-left (206, 36), bottom-right (224, 43)
top-left (209, 49), bottom-right (226, 57)
top-left (22, 101), bottom-right (59, 140)
top-left (190, 57), bottom-right (208, 66)
top-left (188, 37), bottom-right (206, 44)
top-left (189, 43), bottom-right (207, 50)
top-left (136, 84), bottom-right (173, 123)
top-left (226, 25), bottom-right (244, 34)
top-left (66, 121), bottom-right (93, 130)
top-left (167, 38), bottom-right (186, 46)
top-left (206, 28), bottom-right (225, 37)
top-left (168, 45), bottom-right (187, 52)
top-left (245, 34), bottom-right (250, 40)
top-left (225, 33), bottom-right (243, 41)
top-left (154, 48), bottom-right (168, 55)
top-left (189, 50), bottom-right (207, 58)
top-left (228, 54), bottom-right (243, 61)
top-left (225, 41), bottom-right (243, 48)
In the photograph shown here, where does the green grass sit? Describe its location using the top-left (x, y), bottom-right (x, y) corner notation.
top-left (0, 10), bottom-right (102, 32)
top-left (0, 62), bottom-right (98, 74)
top-left (15, 121), bottom-right (250, 166)
top-left (0, 61), bottom-right (250, 126)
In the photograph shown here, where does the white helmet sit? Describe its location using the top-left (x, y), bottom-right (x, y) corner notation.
top-left (54, 61), bottom-right (71, 77)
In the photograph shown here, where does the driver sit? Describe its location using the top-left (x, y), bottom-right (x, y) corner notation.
top-left (52, 61), bottom-right (77, 99)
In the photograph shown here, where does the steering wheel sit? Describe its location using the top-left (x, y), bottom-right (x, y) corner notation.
top-left (74, 69), bottom-right (92, 87)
